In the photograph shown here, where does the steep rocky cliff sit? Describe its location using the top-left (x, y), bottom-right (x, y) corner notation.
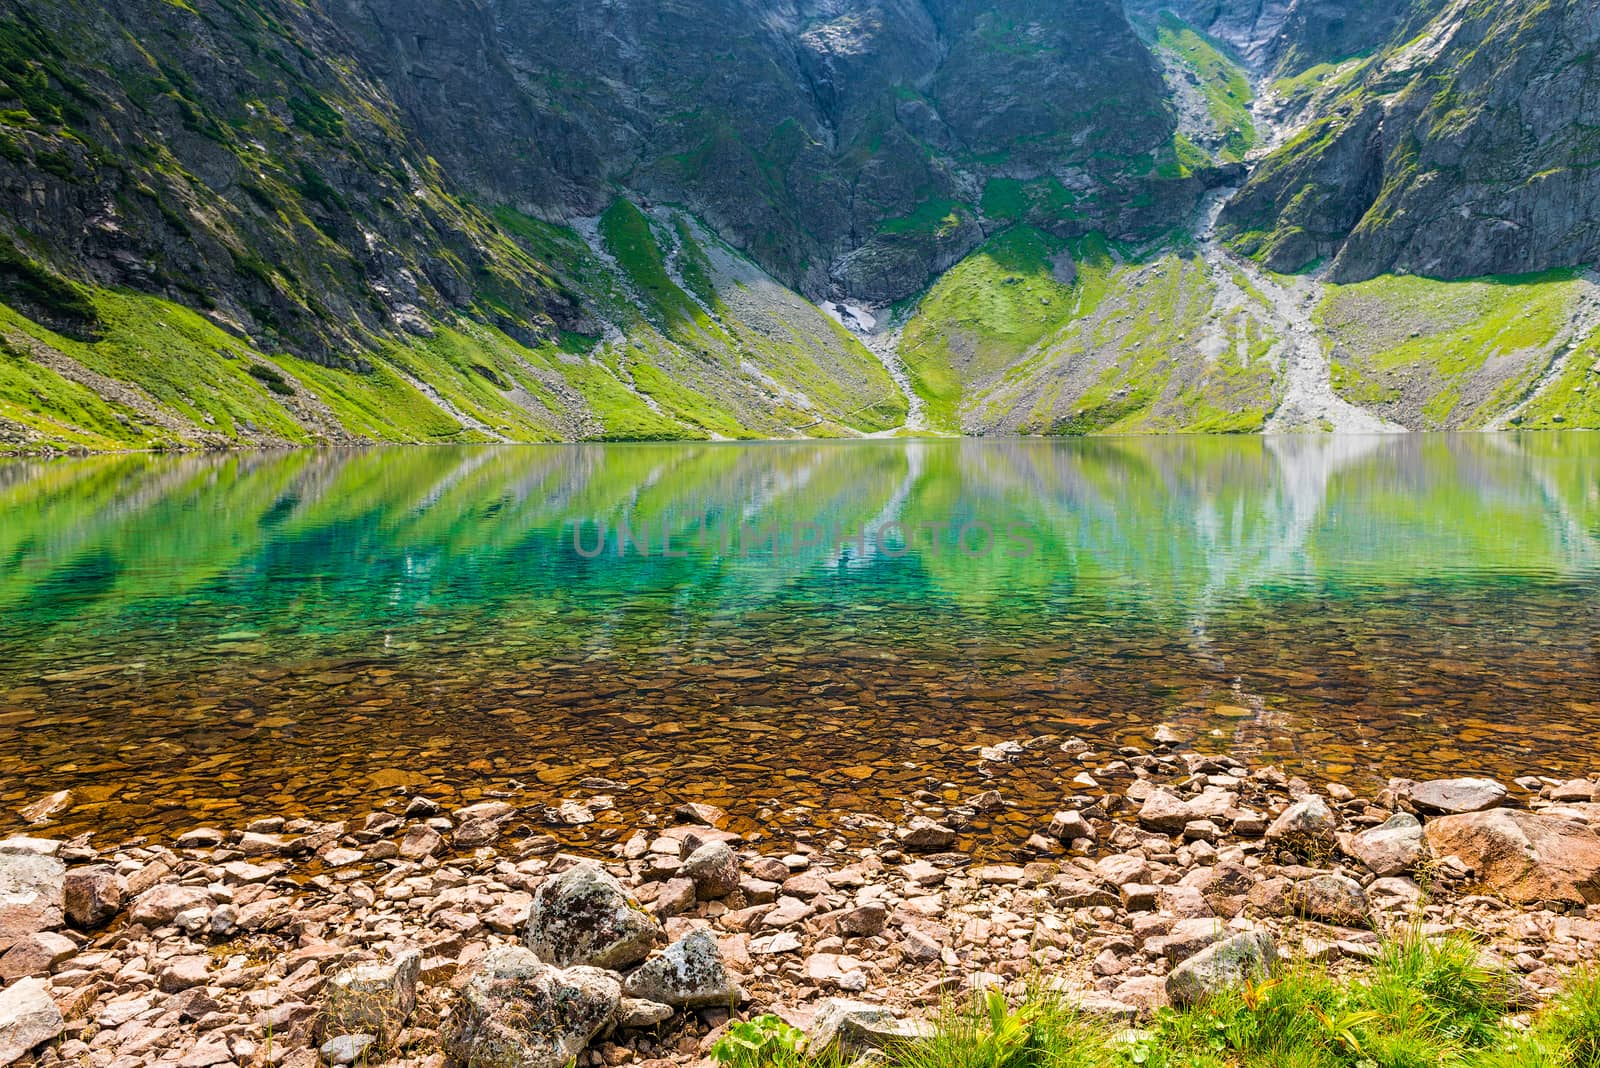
top-left (327, 0), bottom-right (1189, 302)
top-left (1220, 0), bottom-right (1600, 282)
top-left (1, 0), bottom-right (1598, 449)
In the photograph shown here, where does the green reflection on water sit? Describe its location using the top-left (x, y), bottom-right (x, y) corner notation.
top-left (2, 434), bottom-right (1599, 670)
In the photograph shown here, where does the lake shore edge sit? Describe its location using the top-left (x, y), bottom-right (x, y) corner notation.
top-left (4, 735), bottom-right (1599, 1066)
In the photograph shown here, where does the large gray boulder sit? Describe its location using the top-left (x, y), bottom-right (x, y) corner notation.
top-left (525, 863), bottom-right (658, 969)
top-left (0, 977), bottom-right (64, 1065)
top-left (623, 929), bottom-right (742, 1008)
top-left (1346, 812), bottom-right (1426, 877)
top-left (1408, 778), bottom-right (1506, 815)
top-left (445, 946), bottom-right (621, 1068)
top-left (1166, 932), bottom-right (1279, 1008)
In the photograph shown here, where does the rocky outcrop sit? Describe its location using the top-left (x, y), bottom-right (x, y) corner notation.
top-left (1221, 1), bottom-right (1600, 281)
top-left (0, 0), bottom-right (581, 361)
top-left (1424, 809), bottom-right (1600, 906)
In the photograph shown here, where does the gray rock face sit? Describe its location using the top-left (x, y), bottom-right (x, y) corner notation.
top-left (1407, 778), bottom-right (1507, 816)
top-left (445, 946), bottom-right (621, 1068)
top-left (0, 977), bottom-right (64, 1065)
top-left (525, 863), bottom-right (659, 970)
top-left (622, 929), bottom-right (742, 1008)
top-left (1347, 812), bottom-right (1426, 877)
top-left (1221, 1), bottom-right (1600, 282)
top-left (1127, 0), bottom-right (1418, 74)
top-left (0, 0), bottom-right (1183, 367)
top-left (1166, 931), bottom-right (1279, 1008)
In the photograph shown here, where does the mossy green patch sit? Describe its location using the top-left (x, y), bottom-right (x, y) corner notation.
top-left (899, 227), bottom-right (1078, 432)
top-left (1318, 271), bottom-right (1585, 428)
top-left (599, 198), bottom-right (709, 337)
top-left (878, 199), bottom-right (967, 240)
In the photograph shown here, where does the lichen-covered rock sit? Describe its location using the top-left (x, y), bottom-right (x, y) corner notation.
top-left (525, 863), bottom-right (658, 969)
top-left (1166, 931), bottom-right (1279, 1008)
top-left (622, 929), bottom-right (742, 1008)
top-left (321, 949), bottom-right (421, 1042)
top-left (444, 946), bottom-right (621, 1068)
top-left (1424, 809), bottom-right (1600, 905)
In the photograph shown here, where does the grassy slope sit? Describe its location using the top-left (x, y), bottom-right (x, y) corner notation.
top-left (0, 198), bottom-right (905, 451)
top-left (901, 230), bottom-right (1284, 436)
top-left (899, 226), bottom-right (1080, 433)
top-left (892, 220), bottom-right (1600, 437)
top-left (5, 204), bottom-right (1599, 449)
top-left (1152, 12), bottom-right (1256, 163)
top-left (1318, 271), bottom-right (1594, 429)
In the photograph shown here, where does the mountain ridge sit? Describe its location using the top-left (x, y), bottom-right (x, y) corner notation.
top-left (1, 0), bottom-right (1598, 452)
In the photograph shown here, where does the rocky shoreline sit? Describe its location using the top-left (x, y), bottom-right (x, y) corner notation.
top-left (1, 734), bottom-right (1598, 1068)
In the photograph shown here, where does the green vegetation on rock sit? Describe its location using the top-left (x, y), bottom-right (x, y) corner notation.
top-left (900, 227), bottom-right (1079, 432)
top-left (1153, 12), bottom-right (1256, 162)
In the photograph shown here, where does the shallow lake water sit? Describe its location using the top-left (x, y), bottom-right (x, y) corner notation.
top-left (2, 434), bottom-right (1598, 854)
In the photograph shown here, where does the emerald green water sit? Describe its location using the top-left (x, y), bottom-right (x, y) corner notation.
top-left (2, 435), bottom-right (1598, 850)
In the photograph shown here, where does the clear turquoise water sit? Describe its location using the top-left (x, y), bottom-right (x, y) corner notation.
top-left (1, 434), bottom-right (1597, 847)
